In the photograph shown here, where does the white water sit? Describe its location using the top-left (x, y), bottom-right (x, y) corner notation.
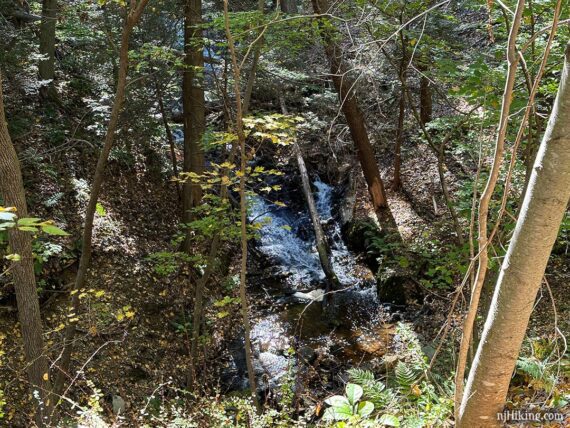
top-left (249, 179), bottom-right (373, 290)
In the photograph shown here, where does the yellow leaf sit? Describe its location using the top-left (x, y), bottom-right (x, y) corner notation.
top-left (411, 384), bottom-right (421, 397)
top-left (43, 373), bottom-right (49, 381)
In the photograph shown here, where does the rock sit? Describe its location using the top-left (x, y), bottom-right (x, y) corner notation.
top-left (378, 354), bottom-right (400, 373)
top-left (297, 345), bottom-right (316, 364)
top-left (112, 394), bottom-right (126, 415)
top-left (292, 289), bottom-right (325, 303)
top-left (377, 265), bottom-right (422, 305)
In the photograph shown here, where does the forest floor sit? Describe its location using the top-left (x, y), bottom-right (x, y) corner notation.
top-left (0, 128), bottom-right (568, 426)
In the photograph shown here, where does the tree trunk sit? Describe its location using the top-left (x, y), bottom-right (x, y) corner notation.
top-left (38, 0), bottom-right (57, 98)
top-left (0, 72), bottom-right (53, 427)
top-left (182, 0), bottom-right (205, 242)
top-left (454, 1), bottom-right (525, 413)
top-left (311, 0), bottom-right (387, 210)
top-left (393, 24), bottom-right (407, 191)
top-left (419, 63), bottom-right (432, 126)
top-left (54, 0), bottom-right (150, 397)
top-left (223, 0), bottom-right (259, 410)
top-left (458, 41), bottom-right (570, 427)
top-left (294, 143), bottom-right (339, 295)
top-left (280, 0), bottom-right (297, 14)
top-left (154, 79), bottom-right (181, 198)
top-left (242, 0), bottom-right (264, 115)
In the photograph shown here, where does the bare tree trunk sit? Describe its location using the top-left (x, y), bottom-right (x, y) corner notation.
top-left (154, 79), bottom-right (181, 198)
top-left (454, 1), bottom-right (525, 414)
top-left (242, 0), bottom-right (264, 115)
top-left (0, 72), bottom-right (53, 427)
top-left (419, 62), bottom-right (432, 126)
top-left (54, 0), bottom-right (150, 397)
top-left (311, 0), bottom-right (387, 210)
top-left (39, 0), bottom-right (57, 99)
top-left (458, 41), bottom-right (570, 428)
top-left (393, 23), bottom-right (407, 191)
top-left (182, 0), bottom-right (205, 244)
top-left (294, 143), bottom-right (339, 296)
top-left (223, 0), bottom-right (259, 410)
top-left (280, 0), bottom-right (297, 14)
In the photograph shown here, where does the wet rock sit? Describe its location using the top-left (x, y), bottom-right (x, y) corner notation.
top-left (251, 315), bottom-right (290, 353)
top-left (292, 289), bottom-right (325, 303)
top-left (297, 345), bottom-right (317, 364)
top-left (377, 265), bottom-right (422, 305)
top-left (378, 354), bottom-right (400, 374)
top-left (257, 352), bottom-right (290, 389)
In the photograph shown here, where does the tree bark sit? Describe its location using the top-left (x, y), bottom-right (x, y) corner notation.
top-left (154, 79), bottom-right (181, 198)
top-left (458, 41), bottom-right (570, 427)
top-left (54, 0), bottom-right (150, 397)
top-left (38, 0), bottom-right (57, 98)
top-left (280, 0), bottom-right (297, 14)
top-left (393, 24), bottom-right (407, 191)
top-left (419, 61), bottom-right (432, 126)
top-left (311, 0), bottom-right (387, 210)
top-left (0, 72), bottom-right (53, 427)
top-left (182, 0), bottom-right (206, 243)
top-left (242, 0), bottom-right (265, 115)
top-left (294, 143), bottom-right (339, 295)
top-left (454, 1), bottom-right (525, 414)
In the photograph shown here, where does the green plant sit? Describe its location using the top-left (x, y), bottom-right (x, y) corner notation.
top-left (323, 383), bottom-right (375, 425)
top-left (146, 251), bottom-right (192, 276)
top-left (328, 324), bottom-right (454, 427)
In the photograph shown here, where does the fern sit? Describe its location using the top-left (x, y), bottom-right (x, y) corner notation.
top-left (347, 368), bottom-right (392, 408)
top-left (516, 357), bottom-right (545, 380)
top-left (395, 362), bottom-right (418, 391)
top-left (347, 368), bottom-right (376, 385)
top-left (516, 357), bottom-right (557, 393)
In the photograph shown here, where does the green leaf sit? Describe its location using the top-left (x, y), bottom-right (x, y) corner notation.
top-left (323, 402), bottom-right (353, 421)
top-left (357, 401), bottom-right (374, 417)
top-left (325, 395), bottom-right (349, 407)
top-left (96, 202), bottom-right (107, 217)
top-left (17, 217), bottom-right (41, 226)
top-left (0, 212), bottom-right (16, 221)
top-left (379, 414), bottom-right (400, 427)
top-left (41, 225), bottom-right (70, 236)
top-left (18, 226), bottom-right (38, 232)
top-left (345, 383), bottom-right (363, 405)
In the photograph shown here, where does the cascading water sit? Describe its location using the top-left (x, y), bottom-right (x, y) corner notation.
top-left (249, 179), bottom-right (376, 291)
top-left (224, 177), bottom-right (386, 394)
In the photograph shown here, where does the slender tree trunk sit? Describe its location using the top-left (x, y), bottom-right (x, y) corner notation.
top-left (39, 0), bottom-right (57, 98)
top-left (393, 24), bottom-right (407, 191)
top-left (188, 149), bottom-right (236, 385)
top-left (223, 0), bottom-right (259, 410)
top-left (458, 41), bottom-right (570, 428)
top-left (154, 79), bottom-right (181, 198)
top-left (454, 2), bottom-right (525, 415)
top-left (0, 72), bottom-right (53, 427)
top-left (280, 0), bottom-right (297, 14)
top-left (242, 0), bottom-right (265, 115)
top-left (294, 143), bottom-right (339, 296)
top-left (182, 0), bottom-right (205, 244)
top-left (311, 0), bottom-right (387, 210)
top-left (419, 63), bottom-right (432, 126)
top-left (54, 0), bottom-right (150, 397)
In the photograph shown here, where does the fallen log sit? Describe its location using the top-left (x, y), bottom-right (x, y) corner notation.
top-left (294, 143), bottom-right (340, 297)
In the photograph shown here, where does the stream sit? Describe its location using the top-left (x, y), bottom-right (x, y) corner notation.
top-left (223, 179), bottom-right (394, 393)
